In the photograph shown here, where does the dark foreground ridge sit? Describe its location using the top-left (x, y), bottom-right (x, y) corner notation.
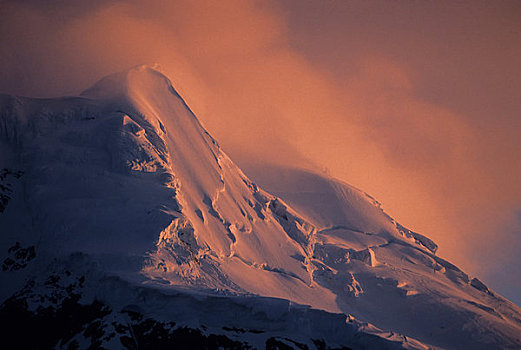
top-left (0, 267), bottom-right (358, 350)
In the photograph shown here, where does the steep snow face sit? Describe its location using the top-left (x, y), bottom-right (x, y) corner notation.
top-left (0, 65), bottom-right (328, 305)
top-left (81, 66), bottom-right (324, 297)
top-left (1, 65), bottom-right (521, 349)
top-left (242, 164), bottom-right (438, 253)
top-left (242, 165), bottom-right (521, 349)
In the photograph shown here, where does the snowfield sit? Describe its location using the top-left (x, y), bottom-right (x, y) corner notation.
top-left (1, 65), bottom-right (520, 349)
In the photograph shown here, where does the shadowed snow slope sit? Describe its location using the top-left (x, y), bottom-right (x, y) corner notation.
top-left (1, 65), bottom-right (520, 349)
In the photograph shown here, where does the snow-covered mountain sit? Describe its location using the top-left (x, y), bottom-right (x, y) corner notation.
top-left (1, 65), bottom-right (520, 349)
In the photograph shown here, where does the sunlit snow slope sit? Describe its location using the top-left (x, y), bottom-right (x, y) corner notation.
top-left (1, 65), bottom-right (520, 349)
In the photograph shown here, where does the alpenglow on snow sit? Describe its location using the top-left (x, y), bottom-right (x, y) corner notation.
top-left (1, 65), bottom-right (520, 349)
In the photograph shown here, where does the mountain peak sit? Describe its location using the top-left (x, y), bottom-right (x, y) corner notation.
top-left (81, 63), bottom-right (176, 101)
top-left (1, 67), bottom-right (521, 349)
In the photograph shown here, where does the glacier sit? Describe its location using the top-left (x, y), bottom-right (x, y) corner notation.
top-left (0, 65), bottom-right (520, 349)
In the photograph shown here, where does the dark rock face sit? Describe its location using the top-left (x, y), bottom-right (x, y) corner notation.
top-left (0, 168), bottom-right (23, 213)
top-left (118, 310), bottom-right (251, 350)
top-left (1, 294), bottom-right (350, 350)
top-left (0, 269), bottom-right (356, 350)
top-left (0, 281), bottom-right (253, 350)
top-left (0, 291), bottom-right (111, 349)
top-left (0, 293), bottom-right (257, 350)
top-left (2, 242), bottom-right (36, 271)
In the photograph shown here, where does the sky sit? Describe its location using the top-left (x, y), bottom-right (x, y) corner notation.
top-left (1, 0), bottom-right (520, 305)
